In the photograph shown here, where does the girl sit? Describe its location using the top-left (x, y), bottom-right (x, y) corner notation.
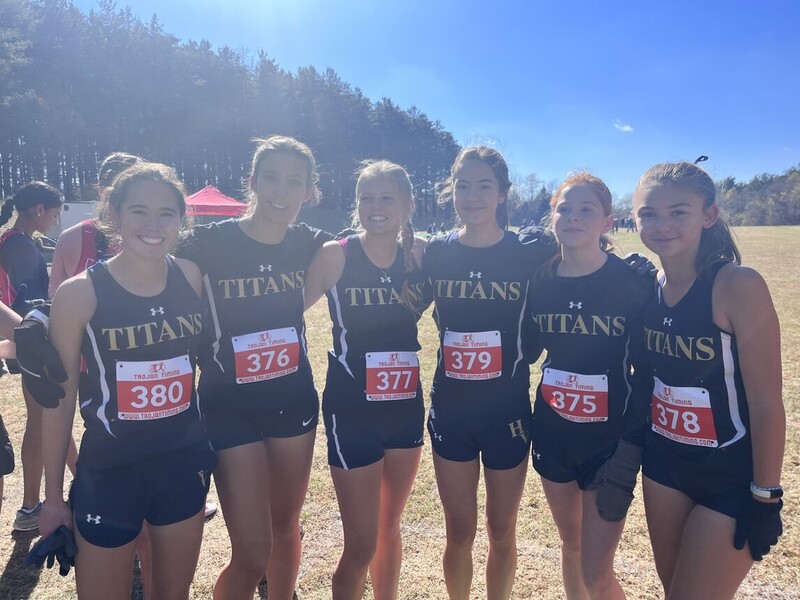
top-left (176, 135), bottom-right (331, 600)
top-left (529, 173), bottom-right (651, 599)
top-left (304, 160), bottom-right (426, 599)
top-left (634, 162), bottom-right (784, 599)
top-left (422, 147), bottom-right (555, 599)
top-left (0, 181), bottom-right (66, 532)
top-left (40, 163), bottom-right (215, 600)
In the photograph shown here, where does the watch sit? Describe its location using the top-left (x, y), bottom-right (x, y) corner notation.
top-left (750, 482), bottom-right (784, 499)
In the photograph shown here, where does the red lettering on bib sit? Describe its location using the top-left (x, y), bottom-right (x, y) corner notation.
top-left (443, 330), bottom-right (502, 380)
top-left (232, 327), bottom-right (300, 384)
top-left (541, 368), bottom-right (608, 423)
top-left (116, 355), bottom-right (193, 421)
top-left (651, 377), bottom-right (718, 447)
top-left (365, 351), bottom-right (419, 401)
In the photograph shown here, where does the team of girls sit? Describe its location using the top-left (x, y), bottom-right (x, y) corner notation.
top-left (40, 163), bottom-right (213, 600)
top-left (304, 160), bottom-right (426, 599)
top-left (29, 140), bottom-right (783, 600)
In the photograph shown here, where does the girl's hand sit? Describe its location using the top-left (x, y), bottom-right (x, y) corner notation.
top-left (39, 499), bottom-right (73, 538)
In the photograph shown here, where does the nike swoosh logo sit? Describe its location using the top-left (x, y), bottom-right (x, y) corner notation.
top-left (302, 416), bottom-right (314, 427)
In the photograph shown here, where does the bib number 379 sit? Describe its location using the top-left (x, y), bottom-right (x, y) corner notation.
top-left (116, 355), bottom-right (193, 421)
top-left (443, 330), bottom-right (502, 380)
top-left (232, 327), bottom-right (300, 384)
top-left (365, 351), bottom-right (419, 401)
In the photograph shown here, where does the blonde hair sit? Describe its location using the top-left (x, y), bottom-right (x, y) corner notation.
top-left (352, 160), bottom-right (419, 311)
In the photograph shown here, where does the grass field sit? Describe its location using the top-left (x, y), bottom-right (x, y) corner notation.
top-left (0, 227), bottom-right (797, 599)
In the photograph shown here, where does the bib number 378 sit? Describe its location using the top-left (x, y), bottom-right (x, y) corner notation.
top-left (116, 355), bottom-right (193, 421)
top-left (651, 377), bottom-right (718, 447)
top-left (365, 351), bottom-right (419, 401)
top-left (232, 327), bottom-right (300, 384)
top-left (443, 330), bottom-right (502, 380)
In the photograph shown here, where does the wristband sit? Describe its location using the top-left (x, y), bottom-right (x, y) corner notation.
top-left (750, 482), bottom-right (783, 499)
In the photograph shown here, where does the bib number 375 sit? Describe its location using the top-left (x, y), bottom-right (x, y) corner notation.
top-left (541, 368), bottom-right (608, 423)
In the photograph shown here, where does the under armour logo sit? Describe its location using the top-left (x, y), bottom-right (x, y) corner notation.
top-left (569, 301), bottom-right (582, 309)
top-left (86, 514), bottom-right (102, 525)
top-left (534, 452), bottom-right (542, 461)
top-left (198, 470), bottom-right (206, 488)
top-left (469, 271), bottom-right (482, 279)
top-left (150, 307), bottom-right (164, 316)
top-left (663, 317), bottom-right (673, 326)
top-left (259, 264), bottom-right (272, 272)
top-left (380, 275), bottom-right (392, 283)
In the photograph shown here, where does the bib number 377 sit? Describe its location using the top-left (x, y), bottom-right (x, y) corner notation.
top-left (365, 351), bottom-right (419, 401)
top-left (651, 377), bottom-right (718, 447)
top-left (232, 327), bottom-right (300, 384)
top-left (117, 355), bottom-right (193, 421)
top-left (443, 330), bottom-right (502, 380)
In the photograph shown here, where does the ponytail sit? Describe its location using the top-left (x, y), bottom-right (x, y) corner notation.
top-left (0, 198), bottom-right (15, 228)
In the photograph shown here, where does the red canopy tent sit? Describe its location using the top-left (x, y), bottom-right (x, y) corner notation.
top-left (186, 185), bottom-right (247, 216)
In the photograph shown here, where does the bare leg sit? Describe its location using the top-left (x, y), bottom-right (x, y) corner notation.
top-left (370, 447), bottom-right (422, 600)
top-left (484, 459), bottom-right (528, 600)
top-left (432, 453), bottom-right (480, 600)
top-left (21, 383), bottom-right (43, 509)
top-left (213, 442), bottom-right (272, 600)
top-left (330, 460), bottom-right (383, 600)
top-left (541, 478), bottom-right (590, 600)
top-left (74, 526), bottom-right (137, 600)
top-left (580, 490), bottom-right (626, 600)
top-left (148, 508), bottom-right (205, 600)
top-left (264, 430), bottom-right (316, 600)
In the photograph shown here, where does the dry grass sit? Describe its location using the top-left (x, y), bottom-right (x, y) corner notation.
top-left (0, 226), bottom-right (797, 599)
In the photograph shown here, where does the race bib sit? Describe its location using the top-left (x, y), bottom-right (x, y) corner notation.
top-left (232, 327), bottom-right (300, 384)
top-left (116, 355), bottom-right (193, 421)
top-left (651, 377), bottom-right (718, 447)
top-left (541, 368), bottom-right (608, 423)
top-left (365, 351), bottom-right (419, 401)
top-left (443, 330), bottom-right (502, 380)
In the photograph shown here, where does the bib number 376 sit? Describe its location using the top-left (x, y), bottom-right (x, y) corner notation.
top-left (443, 330), bottom-right (502, 380)
top-left (117, 355), bottom-right (193, 421)
top-left (232, 327), bottom-right (300, 384)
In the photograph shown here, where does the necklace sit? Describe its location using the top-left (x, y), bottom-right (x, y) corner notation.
top-left (379, 266), bottom-right (392, 284)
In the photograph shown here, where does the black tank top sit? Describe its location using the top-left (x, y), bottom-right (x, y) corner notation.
top-left (79, 257), bottom-right (206, 470)
top-left (640, 262), bottom-right (751, 458)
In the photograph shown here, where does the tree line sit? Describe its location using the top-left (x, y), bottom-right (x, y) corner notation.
top-left (0, 0), bottom-right (460, 218)
top-left (2, 1), bottom-right (796, 226)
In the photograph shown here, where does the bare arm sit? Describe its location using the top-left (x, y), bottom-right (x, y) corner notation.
top-left (715, 265), bottom-right (784, 494)
top-left (49, 224), bottom-right (84, 297)
top-left (175, 256), bottom-right (204, 299)
top-left (303, 241), bottom-right (346, 311)
top-left (40, 275), bottom-right (95, 535)
top-left (0, 301), bottom-right (21, 340)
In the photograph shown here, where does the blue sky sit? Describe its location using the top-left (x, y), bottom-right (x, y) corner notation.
top-left (72, 0), bottom-right (800, 196)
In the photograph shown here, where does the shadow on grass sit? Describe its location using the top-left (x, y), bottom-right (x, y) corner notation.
top-left (0, 530), bottom-right (42, 599)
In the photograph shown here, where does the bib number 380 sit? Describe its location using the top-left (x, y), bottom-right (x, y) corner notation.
top-left (232, 327), bottom-right (300, 384)
top-left (116, 355), bottom-right (193, 421)
top-left (651, 377), bottom-right (718, 447)
top-left (365, 351), bottom-right (419, 401)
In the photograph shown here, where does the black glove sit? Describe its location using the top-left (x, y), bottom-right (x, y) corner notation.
top-left (623, 252), bottom-right (658, 277)
top-left (14, 304), bottom-right (67, 408)
top-left (734, 496), bottom-right (783, 561)
top-left (25, 525), bottom-right (78, 576)
top-left (588, 440), bottom-right (643, 522)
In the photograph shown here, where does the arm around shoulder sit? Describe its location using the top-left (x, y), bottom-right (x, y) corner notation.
top-left (304, 240), bottom-right (345, 310)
